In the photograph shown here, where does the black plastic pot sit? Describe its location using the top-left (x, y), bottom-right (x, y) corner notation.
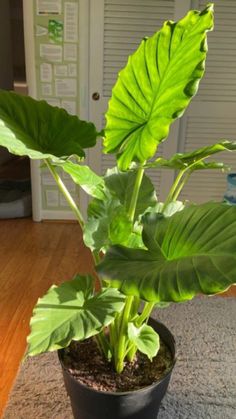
top-left (58, 319), bottom-right (176, 419)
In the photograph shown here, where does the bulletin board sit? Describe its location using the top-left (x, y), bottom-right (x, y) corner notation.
top-left (33, 0), bottom-right (80, 213)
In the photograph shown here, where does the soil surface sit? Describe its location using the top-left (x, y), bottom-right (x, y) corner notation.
top-left (61, 337), bottom-right (173, 392)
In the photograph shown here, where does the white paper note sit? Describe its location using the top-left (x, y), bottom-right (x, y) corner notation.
top-left (40, 63), bottom-right (52, 82)
top-left (41, 83), bottom-right (52, 96)
top-left (37, 0), bottom-right (62, 15)
top-left (64, 44), bottom-right (77, 61)
top-left (64, 2), bottom-right (78, 42)
top-left (68, 63), bottom-right (77, 77)
top-left (40, 44), bottom-right (62, 62)
top-left (54, 64), bottom-right (68, 77)
top-left (55, 78), bottom-right (77, 97)
top-left (36, 25), bottom-right (48, 36)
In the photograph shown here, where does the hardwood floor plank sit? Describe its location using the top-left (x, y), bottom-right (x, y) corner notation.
top-left (0, 219), bottom-right (94, 417)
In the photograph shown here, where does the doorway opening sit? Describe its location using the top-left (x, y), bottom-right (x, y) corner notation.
top-left (0, 0), bottom-right (31, 219)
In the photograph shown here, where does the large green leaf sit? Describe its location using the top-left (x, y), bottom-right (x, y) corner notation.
top-left (97, 203), bottom-right (236, 302)
top-left (0, 90), bottom-right (98, 162)
top-left (59, 161), bottom-right (105, 199)
top-left (104, 167), bottom-right (157, 219)
top-left (27, 275), bottom-right (125, 356)
top-left (145, 141), bottom-right (236, 171)
top-left (104, 5), bottom-right (214, 169)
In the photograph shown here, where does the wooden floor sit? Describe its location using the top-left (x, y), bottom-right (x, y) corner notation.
top-left (0, 218), bottom-right (94, 417)
top-left (0, 218), bottom-right (235, 417)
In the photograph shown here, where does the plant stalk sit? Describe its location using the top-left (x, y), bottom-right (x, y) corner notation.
top-left (115, 296), bottom-right (134, 373)
top-left (128, 166), bottom-right (145, 222)
top-left (96, 332), bottom-right (112, 361)
top-left (172, 171), bottom-right (191, 201)
top-left (162, 169), bottom-right (185, 210)
top-left (45, 159), bottom-right (101, 275)
top-left (136, 302), bottom-right (155, 327)
top-left (113, 165), bottom-right (147, 370)
top-left (45, 159), bottom-right (85, 228)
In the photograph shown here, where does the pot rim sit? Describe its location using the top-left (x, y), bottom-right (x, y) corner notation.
top-left (58, 318), bottom-right (176, 397)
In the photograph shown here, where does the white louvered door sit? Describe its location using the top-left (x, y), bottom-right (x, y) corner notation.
top-left (87, 0), bottom-right (236, 205)
top-left (178, 0), bottom-right (236, 203)
top-left (88, 0), bottom-right (186, 201)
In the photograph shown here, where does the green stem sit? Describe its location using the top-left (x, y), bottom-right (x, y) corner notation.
top-left (172, 171), bottom-right (191, 202)
top-left (45, 159), bottom-right (85, 228)
top-left (136, 302), bottom-right (155, 327)
top-left (165, 158), bottom-right (209, 206)
top-left (93, 250), bottom-right (101, 265)
top-left (109, 320), bottom-right (118, 354)
top-left (126, 343), bottom-right (136, 360)
top-left (115, 296), bottom-right (134, 373)
top-left (128, 166), bottom-right (145, 222)
top-left (113, 165), bottom-right (146, 370)
top-left (162, 169), bottom-right (185, 211)
top-left (45, 159), bottom-right (101, 276)
top-left (96, 332), bottom-right (112, 361)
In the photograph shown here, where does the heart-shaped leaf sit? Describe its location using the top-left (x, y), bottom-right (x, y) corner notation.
top-left (104, 5), bottom-right (214, 169)
top-left (27, 275), bottom-right (125, 356)
top-left (128, 323), bottom-right (160, 360)
top-left (0, 90), bottom-right (98, 162)
top-left (97, 203), bottom-right (236, 302)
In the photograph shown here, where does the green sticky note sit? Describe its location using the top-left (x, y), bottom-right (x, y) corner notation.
top-left (48, 20), bottom-right (63, 44)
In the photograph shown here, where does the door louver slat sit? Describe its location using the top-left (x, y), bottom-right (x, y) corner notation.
top-left (180, 116), bottom-right (236, 203)
top-left (197, 0), bottom-right (236, 102)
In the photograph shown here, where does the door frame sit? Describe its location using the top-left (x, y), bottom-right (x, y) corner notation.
top-left (23, 0), bottom-right (91, 221)
top-left (23, 0), bottom-right (41, 221)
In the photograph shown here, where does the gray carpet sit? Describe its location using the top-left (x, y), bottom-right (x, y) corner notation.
top-left (4, 297), bottom-right (236, 419)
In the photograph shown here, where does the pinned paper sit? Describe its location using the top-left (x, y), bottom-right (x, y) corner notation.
top-left (41, 83), bottom-right (52, 96)
top-left (64, 43), bottom-right (77, 61)
top-left (55, 78), bottom-right (77, 97)
top-left (40, 63), bottom-right (52, 82)
top-left (68, 63), bottom-right (77, 77)
top-left (36, 25), bottom-right (48, 36)
top-left (40, 44), bottom-right (62, 62)
top-left (49, 20), bottom-right (63, 43)
top-left (54, 64), bottom-right (68, 77)
top-left (37, 0), bottom-right (62, 15)
top-left (64, 2), bottom-right (78, 42)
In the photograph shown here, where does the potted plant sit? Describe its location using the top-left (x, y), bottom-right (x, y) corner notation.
top-left (0, 4), bottom-right (236, 418)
